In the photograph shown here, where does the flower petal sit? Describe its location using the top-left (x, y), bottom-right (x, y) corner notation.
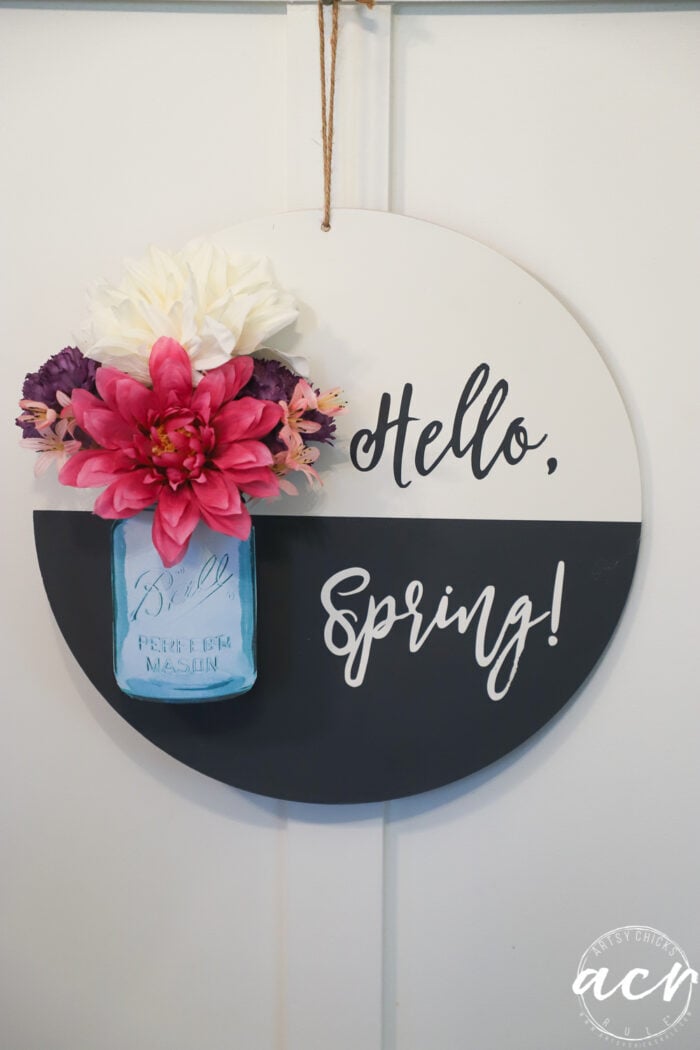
top-left (197, 502), bottom-right (252, 541)
top-left (191, 356), bottom-right (254, 419)
top-left (214, 398), bottom-right (282, 444)
top-left (34, 451), bottom-right (55, 477)
top-left (71, 389), bottom-right (134, 449)
top-left (152, 487), bottom-right (200, 567)
top-left (59, 448), bottom-right (133, 488)
top-left (149, 337), bottom-right (194, 408)
top-left (96, 367), bottom-right (157, 426)
top-left (152, 514), bottom-right (190, 568)
top-left (214, 439), bottom-right (273, 471)
top-left (189, 369), bottom-right (226, 423)
top-left (93, 471), bottom-right (158, 518)
top-left (227, 469), bottom-right (280, 499)
top-left (278, 477), bottom-right (298, 496)
top-left (222, 355), bottom-right (255, 400)
top-left (191, 470), bottom-right (242, 515)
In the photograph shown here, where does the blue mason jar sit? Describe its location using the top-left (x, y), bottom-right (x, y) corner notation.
top-left (111, 511), bottom-right (257, 702)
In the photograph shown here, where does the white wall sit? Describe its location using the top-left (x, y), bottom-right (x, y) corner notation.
top-left (1, 3), bottom-right (698, 1049)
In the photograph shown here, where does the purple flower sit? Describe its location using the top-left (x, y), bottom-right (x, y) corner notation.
top-left (21, 346), bottom-right (100, 405)
top-left (17, 346), bottom-right (100, 438)
top-left (239, 358), bottom-right (338, 450)
top-left (302, 408), bottom-right (337, 445)
top-left (239, 358), bottom-right (298, 404)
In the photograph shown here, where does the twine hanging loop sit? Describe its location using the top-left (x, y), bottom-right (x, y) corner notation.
top-left (317, 0), bottom-right (375, 231)
top-left (318, 0), bottom-right (340, 232)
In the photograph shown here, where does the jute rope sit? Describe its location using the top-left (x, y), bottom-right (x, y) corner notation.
top-left (318, 0), bottom-right (340, 231)
top-left (318, 0), bottom-right (375, 231)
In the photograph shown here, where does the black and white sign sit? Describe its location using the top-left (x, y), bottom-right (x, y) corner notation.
top-left (36, 211), bottom-right (642, 803)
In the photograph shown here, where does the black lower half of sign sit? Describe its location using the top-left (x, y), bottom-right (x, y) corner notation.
top-left (34, 511), bottom-right (640, 804)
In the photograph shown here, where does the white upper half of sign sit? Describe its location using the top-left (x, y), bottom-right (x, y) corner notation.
top-left (216, 210), bottom-right (641, 523)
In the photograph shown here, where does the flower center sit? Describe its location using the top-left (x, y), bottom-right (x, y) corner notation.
top-left (144, 415), bottom-right (216, 489)
top-left (151, 424), bottom-right (177, 457)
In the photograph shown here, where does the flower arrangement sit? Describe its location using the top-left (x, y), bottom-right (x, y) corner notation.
top-left (17, 243), bottom-right (344, 567)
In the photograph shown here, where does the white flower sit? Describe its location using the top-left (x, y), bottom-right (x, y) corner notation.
top-left (77, 241), bottom-right (299, 384)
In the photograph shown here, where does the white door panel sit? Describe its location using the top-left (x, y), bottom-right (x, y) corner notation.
top-left (1, 4), bottom-right (698, 1049)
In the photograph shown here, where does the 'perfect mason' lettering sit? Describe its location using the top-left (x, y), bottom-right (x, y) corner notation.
top-left (138, 634), bottom-right (232, 675)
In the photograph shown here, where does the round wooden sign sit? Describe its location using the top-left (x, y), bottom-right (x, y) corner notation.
top-left (36, 210), bottom-right (641, 803)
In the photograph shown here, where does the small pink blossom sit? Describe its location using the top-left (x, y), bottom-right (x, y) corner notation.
top-left (306, 386), bottom-right (347, 417)
top-left (278, 379), bottom-right (321, 450)
top-left (22, 419), bottom-right (81, 477)
top-left (56, 390), bottom-right (78, 434)
top-left (17, 399), bottom-right (58, 432)
top-left (273, 441), bottom-right (321, 494)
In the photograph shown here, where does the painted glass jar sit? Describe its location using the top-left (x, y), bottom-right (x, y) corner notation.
top-left (111, 511), bottom-right (256, 702)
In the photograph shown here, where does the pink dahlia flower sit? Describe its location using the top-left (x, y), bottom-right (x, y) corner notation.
top-left (59, 337), bottom-right (282, 567)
